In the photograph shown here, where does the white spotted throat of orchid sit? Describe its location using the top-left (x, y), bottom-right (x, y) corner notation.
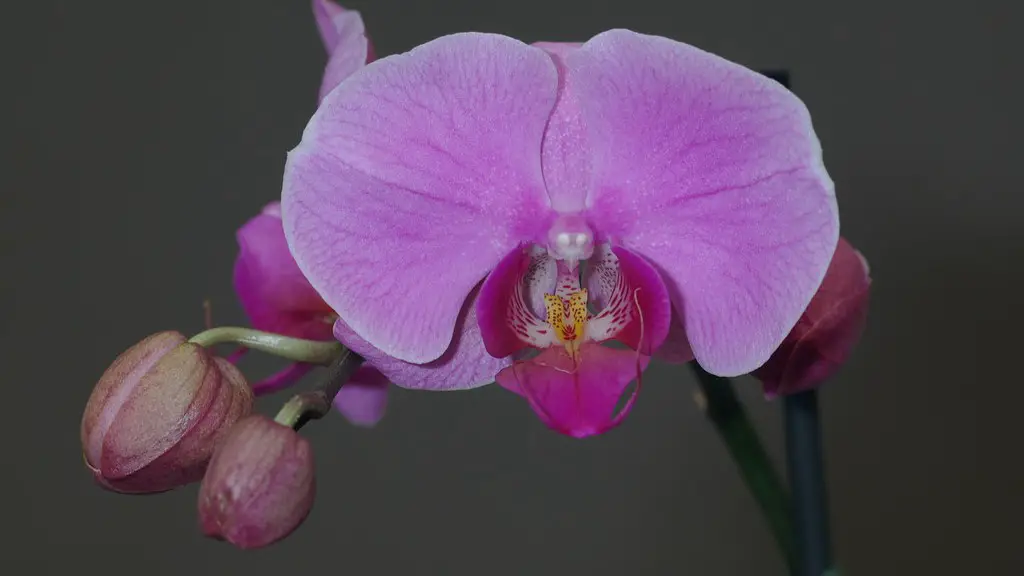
top-left (506, 216), bottom-right (645, 365)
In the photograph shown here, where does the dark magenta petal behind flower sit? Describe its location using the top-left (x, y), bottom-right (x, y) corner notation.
top-left (233, 202), bottom-right (394, 425)
top-left (234, 202), bottom-right (335, 342)
top-left (198, 415), bottom-right (315, 549)
top-left (496, 343), bottom-right (649, 438)
top-left (81, 332), bottom-right (254, 494)
top-left (754, 237), bottom-right (872, 396)
top-left (333, 367), bottom-right (389, 427)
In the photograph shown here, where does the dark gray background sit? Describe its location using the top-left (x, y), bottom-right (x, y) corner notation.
top-left (4, 0), bottom-right (1020, 574)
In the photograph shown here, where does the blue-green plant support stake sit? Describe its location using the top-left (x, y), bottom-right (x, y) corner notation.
top-left (761, 68), bottom-right (836, 576)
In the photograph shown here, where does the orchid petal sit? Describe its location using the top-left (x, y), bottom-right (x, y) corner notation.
top-left (496, 343), bottom-right (648, 438)
top-left (567, 29), bottom-right (838, 376)
top-left (524, 245), bottom-right (557, 318)
top-left (284, 33), bottom-right (558, 364)
top-left (315, 2), bottom-right (372, 103)
top-left (583, 245), bottom-right (672, 354)
top-left (333, 286), bottom-right (510, 390)
top-left (333, 366), bottom-right (390, 426)
top-left (655, 307), bottom-right (696, 364)
top-left (250, 363), bottom-right (317, 396)
top-left (755, 237), bottom-right (872, 396)
top-left (312, 0), bottom-right (347, 53)
top-left (477, 245), bottom-right (558, 359)
top-left (233, 202), bottom-right (335, 341)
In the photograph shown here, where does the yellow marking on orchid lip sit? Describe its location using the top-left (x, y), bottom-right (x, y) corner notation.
top-left (544, 289), bottom-right (589, 362)
top-left (544, 294), bottom-right (566, 336)
top-left (569, 289), bottom-right (588, 341)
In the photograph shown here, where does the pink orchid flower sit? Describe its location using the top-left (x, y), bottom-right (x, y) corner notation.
top-left (230, 3), bottom-right (387, 426)
top-left (754, 236), bottom-right (872, 397)
top-left (281, 30), bottom-right (839, 437)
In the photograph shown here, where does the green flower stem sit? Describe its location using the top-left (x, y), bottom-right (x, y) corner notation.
top-left (188, 326), bottom-right (343, 365)
top-left (689, 364), bottom-right (798, 575)
top-left (274, 347), bottom-right (364, 431)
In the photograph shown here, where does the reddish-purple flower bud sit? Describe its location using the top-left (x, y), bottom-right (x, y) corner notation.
top-left (198, 415), bottom-right (316, 549)
top-left (81, 331), bottom-right (254, 494)
top-left (753, 237), bottom-right (872, 397)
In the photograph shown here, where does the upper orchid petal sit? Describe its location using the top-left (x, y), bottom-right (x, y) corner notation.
top-left (566, 29), bottom-right (839, 376)
top-left (333, 286), bottom-right (511, 390)
top-left (314, 1), bottom-right (373, 103)
top-left (496, 343), bottom-right (648, 438)
top-left (283, 33), bottom-right (559, 364)
top-left (233, 202), bottom-right (335, 341)
top-left (533, 42), bottom-right (589, 213)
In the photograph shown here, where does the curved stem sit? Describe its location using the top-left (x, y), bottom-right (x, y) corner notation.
top-left (689, 364), bottom-right (798, 575)
top-left (274, 347), bottom-right (365, 431)
top-left (188, 327), bottom-right (342, 366)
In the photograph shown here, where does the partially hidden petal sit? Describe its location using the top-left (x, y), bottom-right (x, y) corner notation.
top-left (654, 306), bottom-right (696, 364)
top-left (583, 245), bottom-right (672, 355)
top-left (250, 363), bottom-right (317, 396)
top-left (233, 202), bottom-right (335, 341)
top-left (496, 343), bottom-right (648, 438)
top-left (333, 286), bottom-right (511, 390)
top-left (755, 237), bottom-right (872, 396)
top-left (312, 0), bottom-right (347, 53)
top-left (333, 366), bottom-right (390, 427)
top-left (284, 33), bottom-right (559, 363)
top-left (568, 29), bottom-right (838, 376)
top-left (315, 2), bottom-right (372, 103)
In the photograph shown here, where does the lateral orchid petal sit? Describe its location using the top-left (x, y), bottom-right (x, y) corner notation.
top-left (567, 29), bottom-right (838, 376)
top-left (283, 33), bottom-right (559, 364)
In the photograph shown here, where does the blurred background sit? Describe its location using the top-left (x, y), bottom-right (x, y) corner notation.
top-left (3, 0), bottom-right (1020, 574)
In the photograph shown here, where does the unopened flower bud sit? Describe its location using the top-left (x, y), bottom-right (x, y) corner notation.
top-left (81, 331), bottom-right (254, 494)
top-left (754, 237), bottom-right (872, 396)
top-left (198, 414), bottom-right (315, 549)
